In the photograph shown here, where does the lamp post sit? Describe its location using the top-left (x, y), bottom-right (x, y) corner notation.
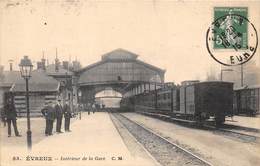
top-left (19, 56), bottom-right (33, 150)
top-left (240, 64), bottom-right (244, 87)
top-left (220, 69), bottom-right (233, 81)
top-left (78, 89), bottom-right (82, 120)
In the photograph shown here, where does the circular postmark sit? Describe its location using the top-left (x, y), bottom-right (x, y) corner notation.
top-left (206, 14), bottom-right (258, 66)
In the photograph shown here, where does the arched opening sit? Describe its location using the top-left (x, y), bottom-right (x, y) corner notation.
top-left (94, 87), bottom-right (122, 109)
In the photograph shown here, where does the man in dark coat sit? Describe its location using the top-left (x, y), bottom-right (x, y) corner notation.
top-left (63, 100), bottom-right (72, 132)
top-left (55, 99), bottom-right (63, 133)
top-left (41, 101), bottom-right (56, 136)
top-left (4, 97), bottom-right (21, 137)
top-left (0, 107), bottom-right (6, 127)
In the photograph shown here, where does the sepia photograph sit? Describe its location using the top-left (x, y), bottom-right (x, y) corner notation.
top-left (0, 0), bottom-right (259, 166)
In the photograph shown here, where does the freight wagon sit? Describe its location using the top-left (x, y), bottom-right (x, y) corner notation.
top-left (121, 81), bottom-right (234, 125)
top-left (234, 85), bottom-right (260, 116)
top-left (178, 81), bottom-right (233, 124)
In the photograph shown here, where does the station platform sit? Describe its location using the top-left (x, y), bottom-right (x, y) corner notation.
top-left (0, 112), bottom-right (156, 166)
top-left (224, 115), bottom-right (260, 137)
top-left (225, 115), bottom-right (260, 129)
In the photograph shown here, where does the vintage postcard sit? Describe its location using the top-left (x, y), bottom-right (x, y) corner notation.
top-left (0, 0), bottom-right (260, 166)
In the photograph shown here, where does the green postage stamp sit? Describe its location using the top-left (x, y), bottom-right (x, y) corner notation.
top-left (206, 7), bottom-right (258, 66)
top-left (213, 7), bottom-right (248, 49)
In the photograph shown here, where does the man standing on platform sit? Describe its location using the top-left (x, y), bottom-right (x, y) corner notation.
top-left (4, 97), bottom-right (21, 137)
top-left (0, 107), bottom-right (6, 127)
top-left (63, 100), bottom-right (72, 132)
top-left (55, 99), bottom-right (63, 133)
top-left (92, 103), bottom-right (96, 114)
top-left (41, 101), bottom-right (56, 136)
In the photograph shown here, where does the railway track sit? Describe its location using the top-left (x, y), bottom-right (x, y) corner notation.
top-left (136, 111), bottom-right (259, 144)
top-left (110, 113), bottom-right (212, 166)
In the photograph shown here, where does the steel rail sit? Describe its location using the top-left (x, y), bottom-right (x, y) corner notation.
top-left (115, 113), bottom-right (213, 166)
top-left (137, 111), bottom-right (259, 143)
top-left (109, 113), bottom-right (162, 166)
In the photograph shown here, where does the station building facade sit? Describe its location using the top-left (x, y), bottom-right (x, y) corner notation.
top-left (0, 57), bottom-right (77, 117)
top-left (75, 48), bottom-right (165, 108)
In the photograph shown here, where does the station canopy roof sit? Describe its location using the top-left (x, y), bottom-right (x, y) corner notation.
top-left (101, 48), bottom-right (138, 61)
top-left (76, 48), bottom-right (165, 86)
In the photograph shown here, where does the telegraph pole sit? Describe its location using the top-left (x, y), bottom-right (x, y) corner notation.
top-left (241, 64), bottom-right (244, 87)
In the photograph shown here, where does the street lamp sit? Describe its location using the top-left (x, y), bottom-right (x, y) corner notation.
top-left (19, 56), bottom-right (33, 150)
top-left (78, 89), bottom-right (82, 120)
top-left (220, 69), bottom-right (233, 81)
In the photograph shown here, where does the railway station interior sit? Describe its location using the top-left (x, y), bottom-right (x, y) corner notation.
top-left (1, 49), bottom-right (260, 166)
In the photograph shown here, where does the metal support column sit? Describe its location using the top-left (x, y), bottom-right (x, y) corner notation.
top-left (26, 78), bottom-right (32, 150)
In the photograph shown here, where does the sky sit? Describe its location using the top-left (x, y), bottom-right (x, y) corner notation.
top-left (0, 0), bottom-right (259, 83)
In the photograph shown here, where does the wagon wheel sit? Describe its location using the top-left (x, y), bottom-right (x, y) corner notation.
top-left (215, 114), bottom-right (225, 127)
top-left (195, 115), bottom-right (203, 127)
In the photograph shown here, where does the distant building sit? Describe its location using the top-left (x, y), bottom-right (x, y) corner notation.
top-left (0, 65), bottom-right (4, 81)
top-left (10, 70), bottom-right (60, 117)
top-left (35, 56), bottom-right (81, 112)
top-left (0, 69), bottom-right (20, 112)
top-left (221, 60), bottom-right (260, 89)
top-left (72, 60), bottom-right (81, 71)
top-left (0, 55), bottom-right (82, 117)
top-left (206, 66), bottom-right (218, 81)
top-left (0, 62), bottom-right (69, 117)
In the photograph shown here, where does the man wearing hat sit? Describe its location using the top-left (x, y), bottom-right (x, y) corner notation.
top-left (63, 100), bottom-right (72, 132)
top-left (4, 96), bottom-right (21, 137)
top-left (41, 101), bottom-right (56, 136)
top-left (55, 99), bottom-right (63, 133)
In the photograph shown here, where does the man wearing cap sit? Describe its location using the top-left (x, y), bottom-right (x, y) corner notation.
top-left (55, 99), bottom-right (63, 133)
top-left (63, 100), bottom-right (72, 132)
top-left (4, 96), bottom-right (21, 137)
top-left (41, 101), bottom-right (56, 136)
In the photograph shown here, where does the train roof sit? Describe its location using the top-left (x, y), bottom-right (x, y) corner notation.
top-left (234, 84), bottom-right (260, 90)
top-left (182, 81), bottom-right (234, 87)
top-left (198, 81), bottom-right (234, 84)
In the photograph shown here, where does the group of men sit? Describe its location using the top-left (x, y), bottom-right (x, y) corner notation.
top-left (0, 96), bottom-right (73, 137)
top-left (41, 99), bottom-right (72, 136)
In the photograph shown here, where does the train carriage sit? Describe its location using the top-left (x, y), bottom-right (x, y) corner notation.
top-left (157, 87), bottom-right (180, 113)
top-left (157, 89), bottom-right (172, 111)
top-left (133, 91), bottom-right (156, 112)
top-left (120, 81), bottom-right (234, 125)
top-left (179, 81), bottom-right (233, 124)
top-left (234, 85), bottom-right (260, 115)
